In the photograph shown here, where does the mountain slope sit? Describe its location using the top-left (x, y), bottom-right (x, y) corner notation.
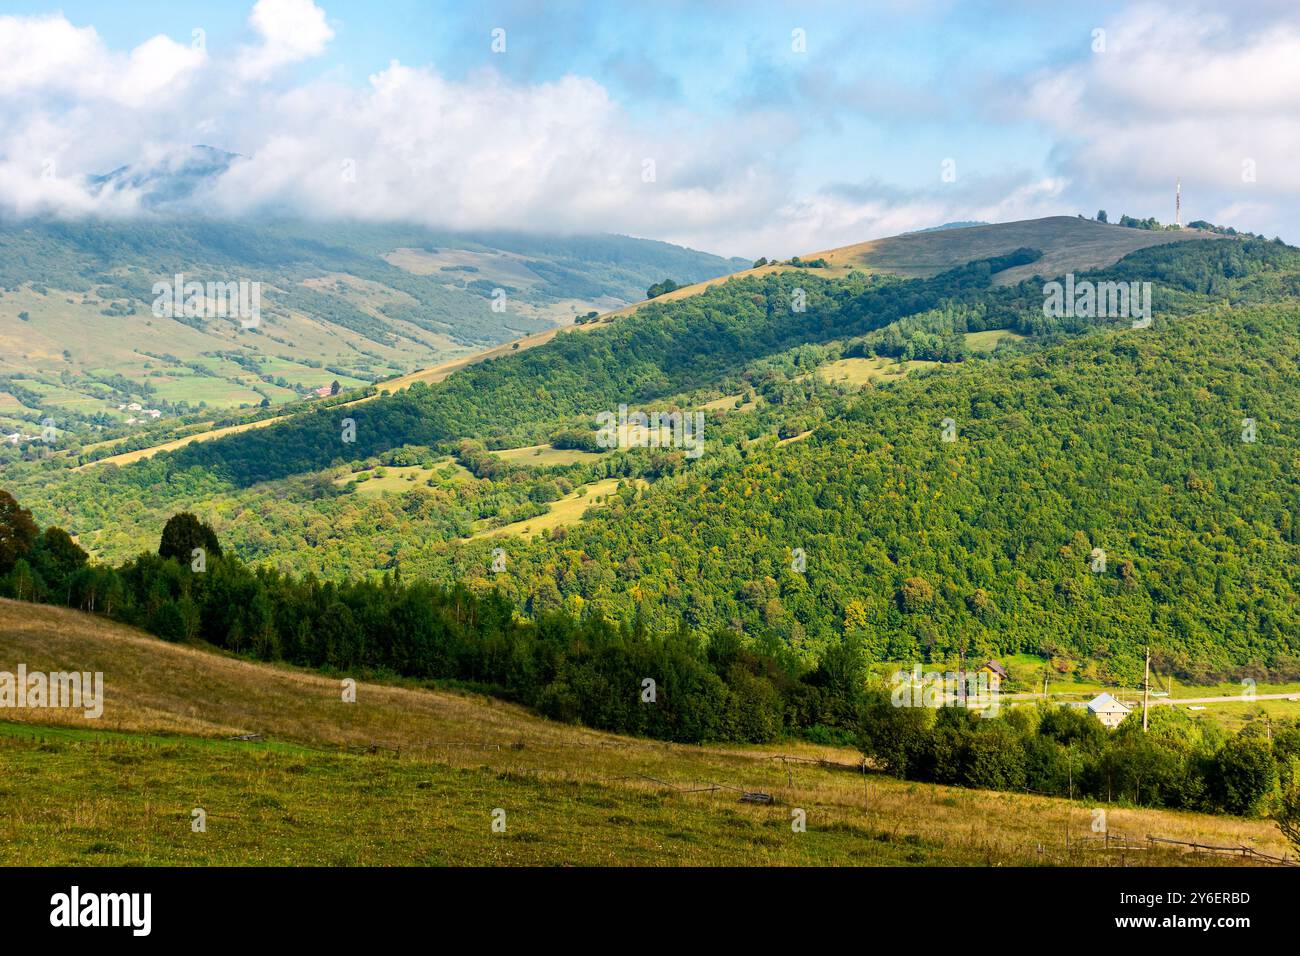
top-left (10, 224), bottom-right (1299, 677)
top-left (32, 216), bottom-right (1222, 470)
top-left (809, 215), bottom-right (1222, 284)
top-left (0, 219), bottom-right (743, 443)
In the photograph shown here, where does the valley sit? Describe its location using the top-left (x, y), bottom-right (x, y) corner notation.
top-left (0, 220), bottom-right (745, 457)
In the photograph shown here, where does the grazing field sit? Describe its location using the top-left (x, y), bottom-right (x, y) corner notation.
top-left (472, 477), bottom-right (629, 539)
top-left (702, 393), bottom-right (759, 413)
top-left (334, 460), bottom-right (474, 495)
top-left (964, 329), bottom-right (1027, 353)
top-left (814, 356), bottom-right (940, 387)
top-left (812, 216), bottom-right (1225, 284)
top-left (492, 443), bottom-right (609, 467)
top-left (146, 375), bottom-right (265, 407)
top-left (0, 600), bottom-right (1285, 866)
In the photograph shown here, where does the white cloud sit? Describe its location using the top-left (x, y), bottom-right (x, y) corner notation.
top-left (0, 14), bottom-right (203, 105)
top-left (1021, 3), bottom-right (1300, 233)
top-left (4, 1), bottom-right (1291, 255)
top-left (237, 0), bottom-right (336, 82)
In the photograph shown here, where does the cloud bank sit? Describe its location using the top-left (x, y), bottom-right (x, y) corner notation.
top-left (0, 0), bottom-right (1292, 256)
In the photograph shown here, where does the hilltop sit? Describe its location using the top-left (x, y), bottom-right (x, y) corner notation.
top-left (0, 599), bottom-right (1285, 866)
top-left (604, 215), bottom-right (1224, 317)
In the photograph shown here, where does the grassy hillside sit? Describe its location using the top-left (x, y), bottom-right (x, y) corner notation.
top-left (0, 600), bottom-right (1285, 866)
top-left (602, 216), bottom-right (1225, 318)
top-left (810, 215), bottom-right (1222, 284)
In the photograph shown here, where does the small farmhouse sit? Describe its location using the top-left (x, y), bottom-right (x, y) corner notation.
top-left (979, 660), bottom-right (1009, 683)
top-left (1086, 692), bottom-right (1132, 728)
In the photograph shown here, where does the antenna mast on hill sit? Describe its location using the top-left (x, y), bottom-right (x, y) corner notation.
top-left (1175, 179), bottom-right (1181, 228)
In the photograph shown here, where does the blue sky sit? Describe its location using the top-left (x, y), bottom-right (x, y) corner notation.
top-left (0, 0), bottom-right (1295, 255)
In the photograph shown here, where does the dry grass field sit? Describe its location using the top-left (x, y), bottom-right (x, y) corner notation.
top-left (812, 217), bottom-right (1224, 285)
top-left (0, 600), bottom-right (1289, 866)
top-left (471, 477), bottom-right (629, 540)
top-left (491, 443), bottom-right (609, 467)
top-left (965, 329), bottom-right (1028, 353)
top-left (813, 356), bottom-right (941, 388)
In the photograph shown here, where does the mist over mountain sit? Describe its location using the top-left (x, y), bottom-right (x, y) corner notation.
top-left (87, 145), bottom-right (242, 209)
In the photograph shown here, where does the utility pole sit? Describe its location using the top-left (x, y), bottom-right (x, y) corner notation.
top-left (1142, 645), bottom-right (1151, 733)
top-left (1068, 743), bottom-right (1074, 801)
top-left (959, 644), bottom-right (967, 707)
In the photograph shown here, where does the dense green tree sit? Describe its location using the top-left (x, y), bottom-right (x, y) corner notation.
top-left (158, 512), bottom-right (223, 563)
top-left (0, 489), bottom-right (38, 575)
top-left (1209, 738), bottom-right (1277, 816)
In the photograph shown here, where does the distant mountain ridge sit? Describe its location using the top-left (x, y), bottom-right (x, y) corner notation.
top-left (87, 145), bottom-right (242, 209)
top-left (0, 214), bottom-right (746, 439)
top-left (903, 221), bottom-right (990, 234)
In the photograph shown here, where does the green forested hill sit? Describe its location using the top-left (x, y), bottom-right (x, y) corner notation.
top-left (480, 302), bottom-right (1300, 681)
top-left (10, 231), bottom-right (1300, 678)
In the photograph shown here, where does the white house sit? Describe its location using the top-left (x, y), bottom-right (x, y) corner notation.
top-left (1086, 692), bottom-right (1132, 728)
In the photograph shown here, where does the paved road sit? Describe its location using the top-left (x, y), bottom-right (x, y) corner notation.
top-left (991, 692), bottom-right (1300, 708)
top-left (1150, 693), bottom-right (1300, 706)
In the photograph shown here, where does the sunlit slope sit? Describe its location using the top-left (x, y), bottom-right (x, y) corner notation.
top-left (0, 599), bottom-right (1288, 866)
top-left (604, 216), bottom-right (1225, 318)
top-left (816, 216), bottom-right (1222, 284)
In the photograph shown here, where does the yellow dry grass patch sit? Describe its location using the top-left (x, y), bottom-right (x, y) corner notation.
top-left (333, 461), bottom-right (473, 495)
top-left (471, 477), bottom-right (630, 540)
top-left (814, 356), bottom-right (939, 387)
top-left (492, 443), bottom-right (608, 467)
top-left (701, 393), bottom-right (758, 413)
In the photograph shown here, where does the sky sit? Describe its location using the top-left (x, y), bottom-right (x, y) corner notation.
top-left (0, 0), bottom-right (1296, 258)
